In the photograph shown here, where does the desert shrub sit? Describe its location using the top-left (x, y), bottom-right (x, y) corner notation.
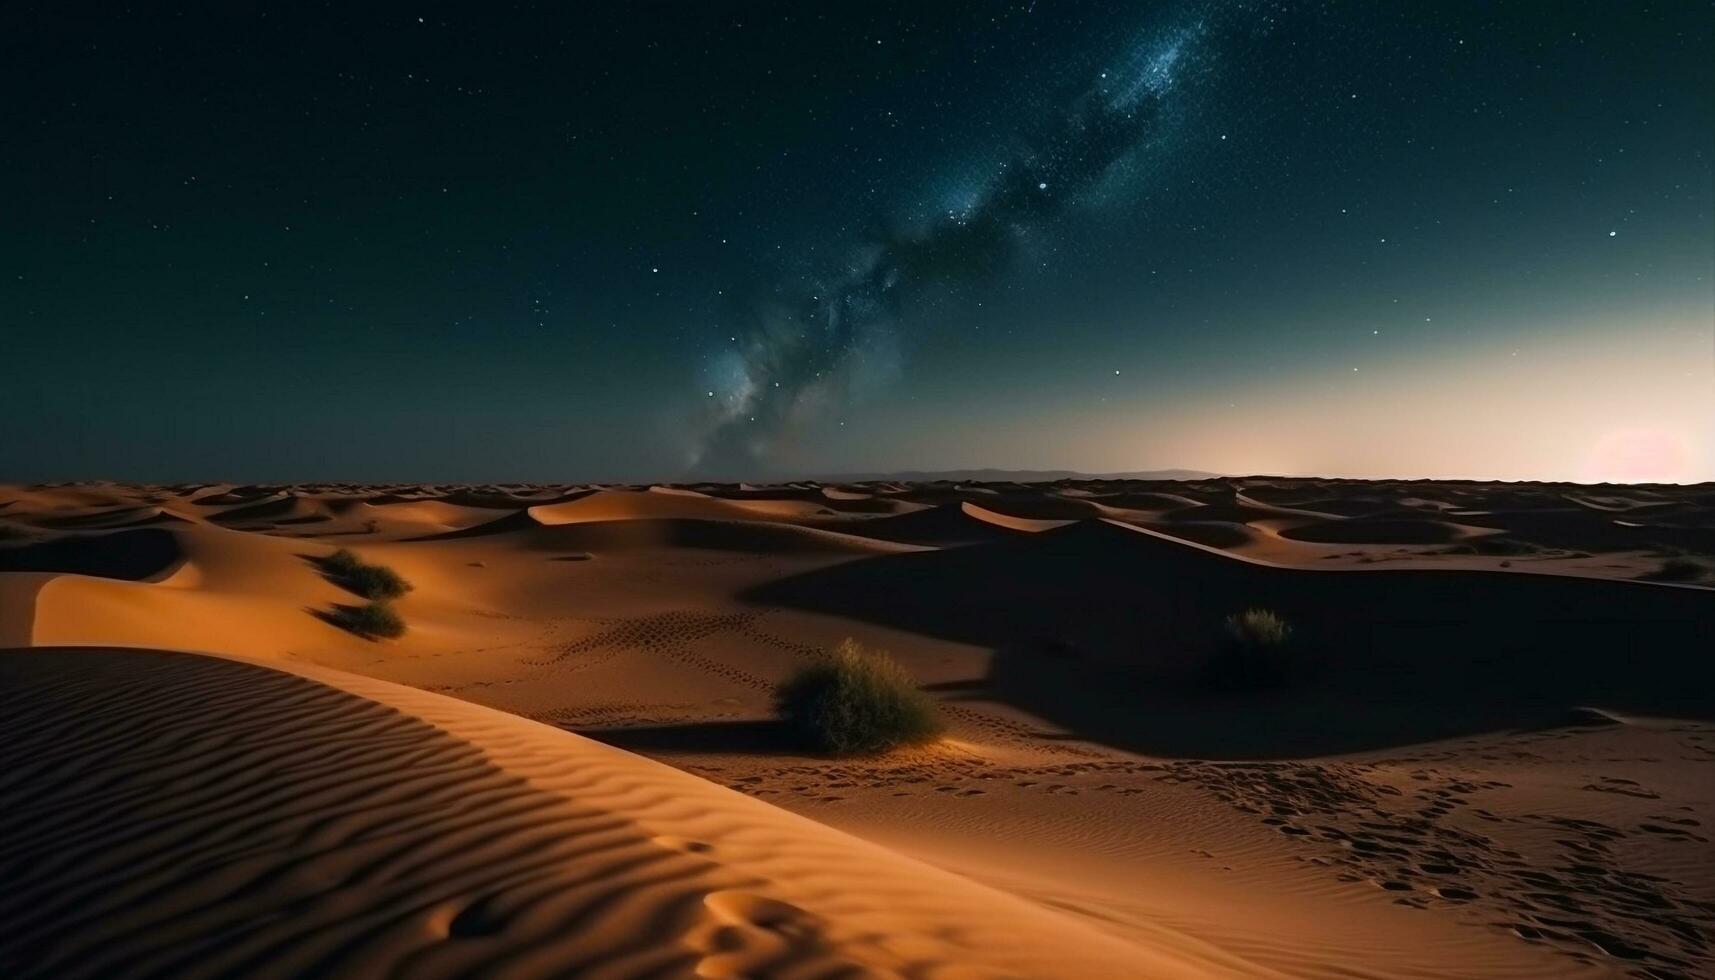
top-left (1203, 608), bottom-right (1297, 691)
top-left (328, 599), bottom-right (406, 639)
top-left (1644, 557), bottom-right (1706, 582)
top-left (322, 547), bottom-right (364, 576)
top-left (1228, 608), bottom-right (1291, 647)
top-left (320, 547), bottom-right (411, 599)
top-left (774, 639), bottom-right (943, 755)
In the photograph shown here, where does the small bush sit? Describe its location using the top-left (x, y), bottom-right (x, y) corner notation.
top-left (320, 547), bottom-right (411, 599)
top-left (775, 639), bottom-right (943, 755)
top-left (329, 599), bottom-right (406, 639)
top-left (1203, 608), bottom-right (1296, 691)
top-left (1227, 608), bottom-right (1291, 647)
top-left (322, 547), bottom-right (364, 576)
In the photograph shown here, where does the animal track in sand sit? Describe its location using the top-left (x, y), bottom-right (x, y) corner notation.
top-left (1158, 758), bottom-right (1715, 977)
top-left (699, 756), bottom-right (1173, 810)
top-left (689, 890), bottom-right (841, 978)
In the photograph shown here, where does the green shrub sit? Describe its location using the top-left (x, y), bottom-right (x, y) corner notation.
top-left (1203, 608), bottom-right (1296, 690)
top-left (774, 639), bottom-right (943, 755)
top-left (329, 599), bottom-right (406, 639)
top-left (320, 547), bottom-right (412, 599)
top-left (322, 547), bottom-right (364, 577)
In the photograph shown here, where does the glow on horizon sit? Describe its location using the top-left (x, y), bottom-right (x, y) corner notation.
top-left (1125, 313), bottom-right (1713, 483)
top-left (896, 306), bottom-right (1715, 485)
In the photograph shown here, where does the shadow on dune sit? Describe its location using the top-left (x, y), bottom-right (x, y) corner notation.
top-left (742, 521), bottom-right (1715, 758)
top-left (406, 509), bottom-right (538, 541)
top-left (831, 503), bottom-right (1027, 547)
top-left (0, 528), bottom-right (182, 581)
top-left (1469, 507), bottom-right (1715, 554)
top-left (419, 514), bottom-right (906, 555)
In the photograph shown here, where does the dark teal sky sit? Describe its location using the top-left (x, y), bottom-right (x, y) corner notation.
top-left (3, 2), bottom-right (1711, 482)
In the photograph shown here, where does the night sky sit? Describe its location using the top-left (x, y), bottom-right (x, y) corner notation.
top-left (4, 2), bottom-right (1711, 483)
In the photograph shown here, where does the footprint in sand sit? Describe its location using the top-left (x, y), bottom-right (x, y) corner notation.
top-left (690, 891), bottom-right (831, 977)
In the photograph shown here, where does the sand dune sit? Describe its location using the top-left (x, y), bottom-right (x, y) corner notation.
top-left (529, 489), bottom-right (834, 526)
top-left (518, 517), bottom-right (922, 556)
top-left (831, 501), bottom-right (1062, 546)
top-left (3, 478), bottom-right (1712, 978)
top-left (747, 518), bottom-right (1715, 754)
top-left (1135, 518), bottom-right (1263, 550)
top-left (0, 647), bottom-right (1197, 979)
top-left (1078, 490), bottom-right (1205, 512)
top-left (1277, 515), bottom-right (1497, 544)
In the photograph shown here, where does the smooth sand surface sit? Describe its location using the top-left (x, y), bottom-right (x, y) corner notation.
top-left (3, 478), bottom-right (1713, 978)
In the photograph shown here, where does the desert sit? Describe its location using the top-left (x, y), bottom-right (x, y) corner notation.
top-left (3, 478), bottom-right (1711, 978)
top-left (7, 3), bottom-right (1713, 976)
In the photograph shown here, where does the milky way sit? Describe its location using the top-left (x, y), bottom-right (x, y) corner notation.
top-left (689, 17), bottom-right (1213, 475)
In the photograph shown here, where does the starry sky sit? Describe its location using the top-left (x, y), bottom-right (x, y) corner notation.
top-left (3, 2), bottom-right (1711, 483)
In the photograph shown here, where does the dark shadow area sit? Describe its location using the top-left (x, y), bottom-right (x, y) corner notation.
top-left (407, 509), bottom-right (537, 541)
top-left (209, 495), bottom-right (309, 524)
top-left (1465, 507), bottom-right (1715, 555)
top-left (742, 520), bottom-right (1715, 758)
top-left (36, 507), bottom-right (157, 529)
top-left (495, 517), bottom-right (893, 556)
top-left (921, 678), bottom-right (989, 693)
top-left (0, 528), bottom-right (181, 581)
top-left (577, 719), bottom-right (799, 756)
top-left (823, 503), bottom-right (1024, 547)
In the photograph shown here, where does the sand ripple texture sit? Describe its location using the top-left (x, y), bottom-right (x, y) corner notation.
top-left (0, 647), bottom-right (1198, 980)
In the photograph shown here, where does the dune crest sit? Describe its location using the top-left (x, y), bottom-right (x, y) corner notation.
top-left (0, 647), bottom-right (1216, 979)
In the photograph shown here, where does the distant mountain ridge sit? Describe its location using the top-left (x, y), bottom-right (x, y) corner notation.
top-left (809, 468), bottom-right (1220, 483)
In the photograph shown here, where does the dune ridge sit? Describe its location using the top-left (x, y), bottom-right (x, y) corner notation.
top-left (0, 647), bottom-right (1210, 979)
